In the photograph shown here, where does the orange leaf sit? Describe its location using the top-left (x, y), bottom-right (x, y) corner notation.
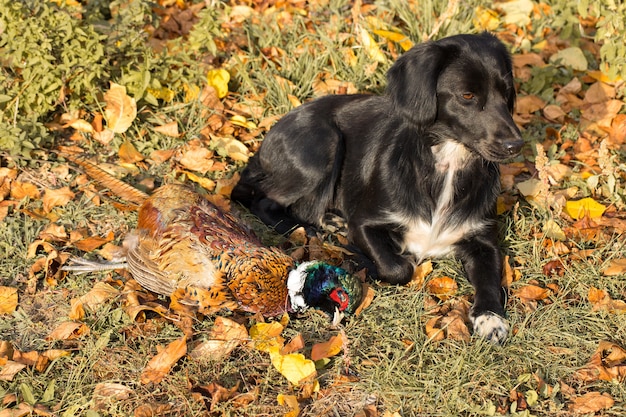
top-left (603, 259), bottom-right (626, 276)
top-left (569, 392), bottom-right (614, 414)
top-left (0, 360), bottom-right (27, 381)
top-left (0, 286), bottom-right (18, 314)
top-left (153, 121), bottom-right (180, 137)
top-left (73, 231), bottom-right (115, 252)
top-left (514, 284), bottom-right (550, 301)
top-left (281, 334), bottom-right (305, 355)
top-left (46, 321), bottom-right (89, 341)
top-left (311, 333), bottom-right (345, 361)
top-left (10, 181), bottom-right (40, 200)
top-left (140, 337), bottom-right (187, 384)
top-left (119, 140), bottom-right (144, 164)
top-left (277, 393), bottom-right (300, 417)
top-left (410, 260), bottom-right (433, 287)
top-left (189, 317), bottom-right (248, 361)
top-left (426, 276), bottom-right (458, 301)
top-left (42, 187), bottom-right (75, 213)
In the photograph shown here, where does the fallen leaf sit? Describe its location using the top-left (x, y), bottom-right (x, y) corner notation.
top-left (10, 181), bottom-right (40, 200)
top-left (565, 198), bottom-right (606, 220)
top-left (277, 393), bottom-right (300, 417)
top-left (373, 29), bottom-right (413, 51)
top-left (410, 260), bottom-right (433, 287)
top-left (0, 360), bottom-right (27, 381)
top-left (189, 317), bottom-right (248, 361)
top-left (0, 287), bottom-right (18, 314)
top-left (281, 334), bottom-right (305, 355)
top-left (268, 346), bottom-right (316, 386)
top-left (249, 321), bottom-right (285, 352)
top-left (140, 336), bottom-right (187, 384)
top-left (73, 231), bottom-right (115, 252)
top-left (426, 276), bottom-right (458, 301)
top-left (569, 392), bottom-right (614, 414)
top-left (93, 383), bottom-right (132, 411)
top-left (311, 332), bottom-right (345, 361)
top-left (353, 283), bottom-right (375, 316)
top-left (118, 140), bottom-right (144, 164)
top-left (514, 284), bottom-right (550, 301)
top-left (42, 187), bottom-right (75, 213)
top-left (603, 259), bottom-right (626, 276)
top-left (207, 69), bottom-right (230, 99)
top-left (178, 140), bottom-right (214, 174)
top-left (46, 321), bottom-right (89, 341)
top-left (357, 26), bottom-right (386, 63)
top-left (104, 82), bottom-right (137, 133)
top-left (153, 121), bottom-right (180, 137)
top-left (550, 47), bottom-right (588, 71)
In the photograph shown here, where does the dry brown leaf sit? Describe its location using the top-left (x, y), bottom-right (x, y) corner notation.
top-left (92, 382), bottom-right (133, 411)
top-left (150, 148), bottom-right (176, 164)
top-left (410, 260), bottom-right (433, 287)
top-left (69, 282), bottom-right (120, 320)
top-left (516, 95), bottom-right (546, 114)
top-left (277, 393), bottom-right (300, 417)
top-left (0, 360), bottom-right (26, 381)
top-left (0, 287), bottom-right (18, 315)
top-left (178, 140), bottom-right (214, 174)
top-left (353, 283), bottom-right (375, 316)
top-left (118, 140), bottom-right (144, 164)
top-left (603, 258), bottom-right (626, 276)
top-left (574, 341), bottom-right (626, 383)
top-left (153, 121), bottom-right (180, 137)
top-left (569, 392), bottom-right (614, 414)
top-left (42, 187), bottom-right (75, 213)
top-left (426, 276), bottom-right (458, 301)
top-left (514, 284), bottom-right (550, 301)
top-left (10, 181), bottom-right (40, 200)
top-left (104, 82), bottom-right (137, 134)
top-left (46, 321), bottom-right (89, 341)
top-left (140, 336), bottom-right (187, 384)
top-left (311, 332), bottom-right (345, 361)
top-left (189, 317), bottom-right (248, 361)
top-left (72, 231), bottom-right (115, 252)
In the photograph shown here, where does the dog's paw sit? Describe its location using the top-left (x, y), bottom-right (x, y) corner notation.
top-left (470, 311), bottom-right (509, 344)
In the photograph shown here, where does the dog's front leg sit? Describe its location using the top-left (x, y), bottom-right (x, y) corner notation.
top-left (350, 223), bottom-right (414, 285)
top-left (455, 233), bottom-right (509, 344)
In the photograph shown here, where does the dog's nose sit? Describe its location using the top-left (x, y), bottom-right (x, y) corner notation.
top-left (504, 139), bottom-right (524, 155)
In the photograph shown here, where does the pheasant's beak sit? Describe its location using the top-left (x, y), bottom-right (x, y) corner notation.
top-left (331, 307), bottom-right (344, 327)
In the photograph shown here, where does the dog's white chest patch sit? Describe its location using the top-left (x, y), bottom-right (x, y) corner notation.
top-left (397, 141), bottom-right (486, 259)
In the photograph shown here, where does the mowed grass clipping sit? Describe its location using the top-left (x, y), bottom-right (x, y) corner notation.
top-left (1, 0), bottom-right (626, 416)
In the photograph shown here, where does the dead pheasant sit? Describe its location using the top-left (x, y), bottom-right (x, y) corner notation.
top-left (63, 157), bottom-right (363, 317)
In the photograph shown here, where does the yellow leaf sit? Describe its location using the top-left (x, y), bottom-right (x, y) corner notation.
top-left (410, 260), bottom-right (433, 287)
top-left (183, 84), bottom-right (201, 102)
top-left (0, 287), bottom-right (18, 314)
top-left (277, 394), bottom-right (300, 417)
top-left (207, 69), bottom-right (230, 99)
top-left (473, 6), bottom-right (500, 31)
top-left (250, 322), bottom-right (285, 352)
top-left (230, 115), bottom-right (257, 130)
top-left (565, 197), bottom-right (606, 220)
top-left (140, 337), bottom-right (187, 384)
top-left (268, 346), bottom-right (316, 386)
top-left (543, 219), bottom-right (566, 241)
top-left (146, 86), bottom-right (175, 102)
top-left (357, 26), bottom-right (386, 63)
top-left (372, 29), bottom-right (414, 51)
top-left (104, 83), bottom-right (137, 133)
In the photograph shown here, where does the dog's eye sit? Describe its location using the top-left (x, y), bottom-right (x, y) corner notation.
top-left (462, 93), bottom-right (475, 100)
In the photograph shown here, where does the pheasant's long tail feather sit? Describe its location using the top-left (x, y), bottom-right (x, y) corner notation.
top-left (61, 257), bottom-right (128, 274)
top-left (62, 153), bottom-right (149, 205)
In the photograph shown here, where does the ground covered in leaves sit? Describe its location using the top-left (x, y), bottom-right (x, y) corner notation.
top-left (1, 0), bottom-right (626, 416)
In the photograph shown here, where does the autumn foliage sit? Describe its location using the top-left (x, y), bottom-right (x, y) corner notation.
top-left (1, 0), bottom-right (626, 416)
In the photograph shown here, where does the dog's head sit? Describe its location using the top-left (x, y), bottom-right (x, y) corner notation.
top-left (386, 32), bottom-right (524, 162)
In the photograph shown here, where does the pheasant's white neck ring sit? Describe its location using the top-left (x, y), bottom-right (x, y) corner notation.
top-left (286, 261), bottom-right (317, 312)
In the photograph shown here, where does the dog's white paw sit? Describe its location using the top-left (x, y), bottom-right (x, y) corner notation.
top-left (470, 311), bottom-right (509, 344)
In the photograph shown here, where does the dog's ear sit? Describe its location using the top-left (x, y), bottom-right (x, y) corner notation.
top-left (386, 42), bottom-right (447, 127)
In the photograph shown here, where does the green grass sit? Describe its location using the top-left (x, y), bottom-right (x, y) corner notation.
top-left (1, 0), bottom-right (626, 416)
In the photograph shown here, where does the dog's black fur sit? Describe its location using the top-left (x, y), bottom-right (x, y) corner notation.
top-left (232, 33), bottom-right (523, 343)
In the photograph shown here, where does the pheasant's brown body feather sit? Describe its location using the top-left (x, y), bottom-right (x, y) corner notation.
top-left (126, 184), bottom-right (294, 316)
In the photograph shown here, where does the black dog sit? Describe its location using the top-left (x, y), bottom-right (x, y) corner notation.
top-left (232, 33), bottom-right (523, 343)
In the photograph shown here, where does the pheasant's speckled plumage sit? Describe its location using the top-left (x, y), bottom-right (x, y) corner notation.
top-left (117, 184), bottom-right (362, 317)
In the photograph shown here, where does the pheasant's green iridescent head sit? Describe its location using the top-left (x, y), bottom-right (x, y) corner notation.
top-left (287, 261), bottom-right (364, 316)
